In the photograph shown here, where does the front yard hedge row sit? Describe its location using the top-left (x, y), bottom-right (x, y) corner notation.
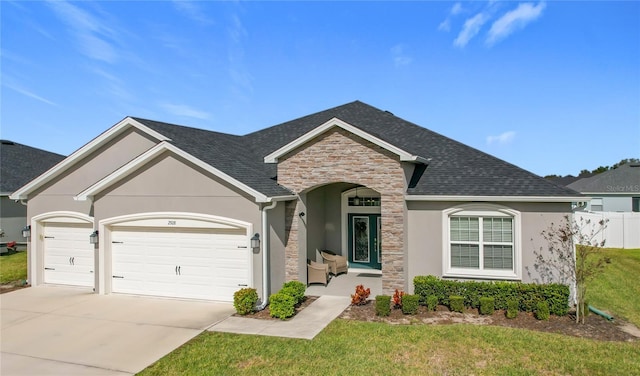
top-left (413, 275), bottom-right (570, 316)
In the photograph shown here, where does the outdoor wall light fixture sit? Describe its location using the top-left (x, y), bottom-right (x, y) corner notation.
top-left (22, 225), bottom-right (31, 239)
top-left (89, 230), bottom-right (99, 245)
top-left (250, 233), bottom-right (260, 249)
top-left (353, 187), bottom-right (361, 206)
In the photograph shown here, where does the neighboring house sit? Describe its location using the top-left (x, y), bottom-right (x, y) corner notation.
top-left (567, 164), bottom-right (640, 212)
top-left (0, 140), bottom-right (65, 250)
top-left (10, 101), bottom-right (583, 302)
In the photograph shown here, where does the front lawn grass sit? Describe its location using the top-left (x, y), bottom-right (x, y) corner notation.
top-left (140, 320), bottom-right (640, 375)
top-left (0, 251), bottom-right (27, 284)
top-left (587, 248), bottom-right (640, 327)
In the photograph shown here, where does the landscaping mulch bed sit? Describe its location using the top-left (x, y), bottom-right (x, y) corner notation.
top-left (234, 296), bottom-right (319, 320)
top-left (340, 302), bottom-right (640, 342)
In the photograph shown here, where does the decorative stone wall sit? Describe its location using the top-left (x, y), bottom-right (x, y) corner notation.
top-left (277, 127), bottom-right (406, 293)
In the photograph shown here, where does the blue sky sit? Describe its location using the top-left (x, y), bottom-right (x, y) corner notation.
top-left (1, 1), bottom-right (638, 177)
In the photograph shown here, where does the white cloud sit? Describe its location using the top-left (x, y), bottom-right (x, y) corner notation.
top-left (161, 103), bottom-right (211, 120)
top-left (4, 83), bottom-right (57, 106)
top-left (391, 44), bottom-right (413, 67)
top-left (486, 131), bottom-right (516, 145)
top-left (486, 2), bottom-right (546, 46)
top-left (451, 3), bottom-right (463, 15)
top-left (438, 3), bottom-right (463, 32)
top-left (46, 0), bottom-right (120, 63)
top-left (454, 13), bottom-right (489, 48)
top-left (172, 0), bottom-right (214, 25)
top-left (438, 19), bottom-right (451, 32)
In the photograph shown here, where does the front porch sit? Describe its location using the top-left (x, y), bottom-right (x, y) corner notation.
top-left (305, 268), bottom-right (383, 298)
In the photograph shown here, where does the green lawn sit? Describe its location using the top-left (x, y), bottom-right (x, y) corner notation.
top-left (0, 251), bottom-right (27, 284)
top-left (141, 248), bottom-right (640, 376)
top-left (141, 320), bottom-right (640, 375)
top-left (587, 248), bottom-right (640, 327)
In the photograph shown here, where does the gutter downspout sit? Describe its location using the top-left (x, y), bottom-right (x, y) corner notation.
top-left (256, 200), bottom-right (278, 310)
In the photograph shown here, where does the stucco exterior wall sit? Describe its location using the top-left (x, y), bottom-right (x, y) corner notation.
top-left (406, 201), bottom-right (572, 292)
top-left (277, 127), bottom-right (407, 293)
top-left (93, 152), bottom-right (264, 296)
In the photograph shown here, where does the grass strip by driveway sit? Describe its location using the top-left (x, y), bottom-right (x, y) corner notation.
top-left (587, 248), bottom-right (640, 327)
top-left (140, 319), bottom-right (640, 376)
top-left (0, 251), bottom-right (27, 284)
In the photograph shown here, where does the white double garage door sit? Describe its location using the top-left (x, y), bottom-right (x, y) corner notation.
top-left (42, 217), bottom-right (251, 302)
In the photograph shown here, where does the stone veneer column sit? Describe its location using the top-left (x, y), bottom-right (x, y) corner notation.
top-left (277, 128), bottom-right (406, 293)
top-left (284, 200), bottom-right (300, 282)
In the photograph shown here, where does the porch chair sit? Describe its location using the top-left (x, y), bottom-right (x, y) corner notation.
top-left (307, 260), bottom-right (330, 286)
top-left (320, 250), bottom-right (348, 276)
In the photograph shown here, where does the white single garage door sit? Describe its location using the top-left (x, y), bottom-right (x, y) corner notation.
top-left (111, 227), bottom-right (250, 301)
top-left (43, 223), bottom-right (95, 287)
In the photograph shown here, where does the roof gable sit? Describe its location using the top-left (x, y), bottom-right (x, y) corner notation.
top-left (74, 142), bottom-right (276, 203)
top-left (9, 118), bottom-right (169, 200)
top-left (263, 117), bottom-right (429, 164)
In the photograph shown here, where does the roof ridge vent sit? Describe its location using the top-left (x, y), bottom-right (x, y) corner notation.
top-left (1, 140), bottom-right (15, 145)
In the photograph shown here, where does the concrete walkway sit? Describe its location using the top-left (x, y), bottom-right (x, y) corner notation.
top-left (209, 295), bottom-right (351, 339)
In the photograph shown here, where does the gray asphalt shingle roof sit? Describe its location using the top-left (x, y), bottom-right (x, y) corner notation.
top-left (135, 101), bottom-right (580, 198)
top-left (567, 164), bottom-right (640, 193)
top-left (0, 140), bottom-right (65, 194)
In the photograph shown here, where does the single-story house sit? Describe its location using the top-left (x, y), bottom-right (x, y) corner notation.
top-left (567, 164), bottom-right (640, 212)
top-left (1, 140), bottom-right (65, 251)
top-left (10, 101), bottom-right (583, 302)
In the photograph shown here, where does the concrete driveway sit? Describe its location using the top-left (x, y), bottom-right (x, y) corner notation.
top-left (1, 286), bottom-right (234, 375)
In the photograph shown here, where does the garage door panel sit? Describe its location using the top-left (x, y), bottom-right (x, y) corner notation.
top-left (111, 225), bottom-right (249, 301)
top-left (43, 223), bottom-right (94, 287)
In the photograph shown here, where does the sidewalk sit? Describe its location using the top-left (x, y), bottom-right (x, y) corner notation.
top-left (208, 295), bottom-right (350, 340)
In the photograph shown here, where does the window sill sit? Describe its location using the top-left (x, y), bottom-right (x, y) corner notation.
top-left (444, 270), bottom-right (520, 281)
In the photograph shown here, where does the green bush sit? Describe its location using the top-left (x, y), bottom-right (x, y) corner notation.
top-left (375, 295), bottom-right (391, 317)
top-left (479, 297), bottom-right (495, 315)
top-left (450, 295), bottom-right (464, 313)
top-left (402, 294), bottom-right (420, 315)
top-left (233, 288), bottom-right (258, 315)
top-left (426, 295), bottom-right (438, 311)
top-left (280, 280), bottom-right (306, 304)
top-left (536, 301), bottom-right (550, 321)
top-left (269, 293), bottom-right (296, 320)
top-left (506, 299), bottom-right (519, 319)
top-left (413, 275), bottom-right (569, 316)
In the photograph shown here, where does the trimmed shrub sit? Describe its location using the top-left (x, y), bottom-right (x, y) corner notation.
top-left (426, 295), bottom-right (438, 311)
top-left (506, 299), bottom-right (519, 319)
top-left (269, 292), bottom-right (296, 320)
top-left (450, 295), bottom-right (464, 313)
top-left (535, 301), bottom-right (550, 321)
top-left (414, 275), bottom-right (569, 316)
top-left (402, 294), bottom-right (420, 315)
top-left (281, 280), bottom-right (306, 304)
top-left (375, 295), bottom-right (391, 317)
top-left (479, 297), bottom-right (495, 315)
top-left (233, 287), bottom-right (258, 315)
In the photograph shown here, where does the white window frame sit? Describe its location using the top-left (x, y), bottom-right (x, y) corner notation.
top-left (442, 204), bottom-right (521, 280)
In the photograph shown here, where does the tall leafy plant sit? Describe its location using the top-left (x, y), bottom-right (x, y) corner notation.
top-left (527, 214), bottom-right (608, 324)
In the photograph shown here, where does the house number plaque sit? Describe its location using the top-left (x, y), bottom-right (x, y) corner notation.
top-left (168, 220), bottom-right (177, 225)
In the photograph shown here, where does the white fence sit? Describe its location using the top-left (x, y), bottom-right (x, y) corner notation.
top-left (574, 212), bottom-right (640, 249)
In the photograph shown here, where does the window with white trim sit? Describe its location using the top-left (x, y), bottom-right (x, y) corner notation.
top-left (444, 205), bottom-right (521, 279)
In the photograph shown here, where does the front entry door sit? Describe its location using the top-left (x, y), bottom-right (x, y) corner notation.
top-left (348, 214), bottom-right (381, 270)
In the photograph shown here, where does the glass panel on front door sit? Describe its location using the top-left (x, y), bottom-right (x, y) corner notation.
top-left (353, 216), bottom-right (370, 262)
top-left (348, 214), bottom-right (382, 270)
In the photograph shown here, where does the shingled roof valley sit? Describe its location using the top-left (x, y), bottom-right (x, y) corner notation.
top-left (135, 101), bottom-right (580, 198)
